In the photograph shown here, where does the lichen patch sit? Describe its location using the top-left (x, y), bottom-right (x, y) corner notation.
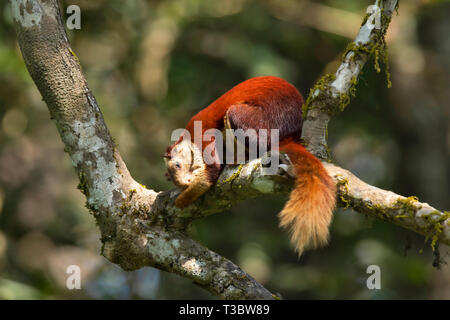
top-left (182, 258), bottom-right (206, 278)
top-left (69, 117), bottom-right (125, 209)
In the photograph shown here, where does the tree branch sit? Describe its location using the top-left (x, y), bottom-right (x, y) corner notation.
top-left (10, 0), bottom-right (274, 300)
top-left (302, 0), bottom-right (398, 159)
top-left (325, 163), bottom-right (450, 247)
top-left (10, 0), bottom-right (448, 300)
top-left (165, 159), bottom-right (450, 247)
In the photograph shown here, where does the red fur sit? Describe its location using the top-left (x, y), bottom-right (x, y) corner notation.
top-left (167, 76), bottom-right (336, 254)
top-left (186, 76), bottom-right (303, 143)
top-left (279, 138), bottom-right (336, 254)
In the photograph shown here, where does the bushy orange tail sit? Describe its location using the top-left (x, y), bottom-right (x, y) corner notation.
top-left (279, 139), bottom-right (336, 255)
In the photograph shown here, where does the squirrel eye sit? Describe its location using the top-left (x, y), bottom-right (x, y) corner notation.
top-left (175, 162), bottom-right (181, 169)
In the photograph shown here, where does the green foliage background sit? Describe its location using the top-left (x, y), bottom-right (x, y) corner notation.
top-left (0, 0), bottom-right (449, 299)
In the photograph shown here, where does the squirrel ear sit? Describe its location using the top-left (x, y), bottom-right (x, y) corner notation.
top-left (161, 155), bottom-right (171, 159)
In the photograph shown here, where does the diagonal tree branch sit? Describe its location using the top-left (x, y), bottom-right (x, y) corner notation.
top-left (10, 0), bottom-right (448, 300)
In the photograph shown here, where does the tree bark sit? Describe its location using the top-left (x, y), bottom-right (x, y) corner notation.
top-left (10, 0), bottom-right (449, 299)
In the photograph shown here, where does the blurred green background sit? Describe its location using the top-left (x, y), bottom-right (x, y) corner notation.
top-left (0, 0), bottom-right (449, 299)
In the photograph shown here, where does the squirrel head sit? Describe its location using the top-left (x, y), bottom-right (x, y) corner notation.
top-left (164, 136), bottom-right (204, 189)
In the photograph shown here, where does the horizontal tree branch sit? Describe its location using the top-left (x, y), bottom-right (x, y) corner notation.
top-left (162, 159), bottom-right (450, 246)
top-left (327, 164), bottom-right (449, 246)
